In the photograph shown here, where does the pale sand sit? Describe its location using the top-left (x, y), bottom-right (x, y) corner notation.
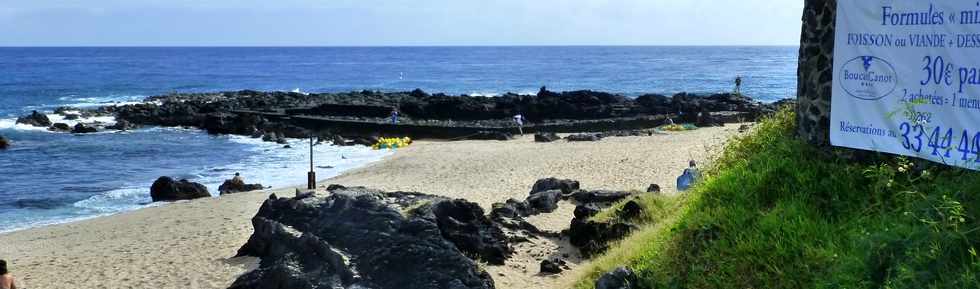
top-left (0, 124), bottom-right (742, 289)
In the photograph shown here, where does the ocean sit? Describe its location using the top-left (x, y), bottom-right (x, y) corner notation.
top-left (0, 46), bottom-right (798, 232)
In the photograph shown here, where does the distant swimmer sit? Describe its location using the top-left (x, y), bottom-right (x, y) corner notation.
top-left (1, 260), bottom-right (17, 289)
top-left (734, 75), bottom-right (743, 95)
top-left (513, 114), bottom-right (525, 136)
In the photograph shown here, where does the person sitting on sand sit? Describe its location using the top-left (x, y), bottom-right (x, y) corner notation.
top-left (676, 160), bottom-right (700, 191)
top-left (232, 173), bottom-right (244, 184)
top-left (1, 260), bottom-right (17, 289)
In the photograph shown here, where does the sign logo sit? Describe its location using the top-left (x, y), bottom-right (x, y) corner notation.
top-left (840, 56), bottom-right (898, 100)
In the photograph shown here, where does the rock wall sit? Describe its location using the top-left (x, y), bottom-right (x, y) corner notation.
top-left (797, 0), bottom-right (836, 145)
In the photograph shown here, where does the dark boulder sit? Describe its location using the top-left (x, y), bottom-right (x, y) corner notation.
top-left (0, 135), bottom-right (8, 150)
top-left (107, 119), bottom-right (137, 131)
top-left (566, 134), bottom-right (602, 142)
top-left (566, 218), bottom-right (637, 258)
top-left (428, 199), bottom-right (513, 265)
top-left (534, 132), bottom-right (561, 143)
top-left (49, 123), bottom-right (71, 132)
top-left (231, 189), bottom-right (496, 289)
top-left (618, 200), bottom-right (645, 221)
top-left (646, 184), bottom-right (661, 193)
top-left (218, 179), bottom-right (264, 195)
top-left (71, 123), bottom-right (98, 134)
top-left (573, 203), bottom-right (601, 219)
top-left (489, 199), bottom-right (531, 219)
top-left (568, 190), bottom-right (633, 204)
top-left (16, 110), bottom-right (52, 127)
top-left (530, 178), bottom-right (580, 195)
top-left (469, 131), bottom-right (513, 141)
top-left (595, 267), bottom-right (640, 289)
top-left (539, 258), bottom-right (565, 275)
top-left (149, 177), bottom-right (211, 202)
top-left (526, 190), bottom-right (562, 214)
top-left (332, 135), bottom-right (352, 146)
top-left (696, 108), bottom-right (720, 127)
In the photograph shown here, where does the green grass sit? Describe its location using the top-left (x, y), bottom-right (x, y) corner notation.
top-left (574, 107), bottom-right (980, 289)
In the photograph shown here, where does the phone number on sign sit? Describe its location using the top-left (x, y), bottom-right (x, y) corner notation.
top-left (899, 122), bottom-right (980, 162)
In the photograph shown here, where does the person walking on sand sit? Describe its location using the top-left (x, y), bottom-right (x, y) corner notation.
top-left (734, 75), bottom-right (743, 95)
top-left (1, 260), bottom-right (17, 289)
top-left (390, 108), bottom-right (399, 124)
top-left (513, 114), bottom-right (525, 135)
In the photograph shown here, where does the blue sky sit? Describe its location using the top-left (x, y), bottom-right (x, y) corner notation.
top-left (0, 0), bottom-right (804, 46)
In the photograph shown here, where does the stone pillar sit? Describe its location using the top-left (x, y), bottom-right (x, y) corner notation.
top-left (797, 0), bottom-right (836, 145)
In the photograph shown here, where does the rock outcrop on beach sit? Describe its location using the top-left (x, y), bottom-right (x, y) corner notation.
top-left (217, 179), bottom-right (264, 195)
top-left (149, 177), bottom-right (211, 202)
top-left (0, 135), bottom-right (9, 150)
top-left (94, 87), bottom-right (780, 141)
top-left (594, 267), bottom-right (641, 289)
top-left (534, 132), bottom-right (560, 142)
top-left (231, 186), bottom-right (500, 289)
top-left (16, 110), bottom-right (52, 127)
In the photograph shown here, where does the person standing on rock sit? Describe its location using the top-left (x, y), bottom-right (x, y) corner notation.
top-left (390, 108), bottom-right (399, 124)
top-left (1, 260), bottom-right (18, 289)
top-left (513, 114), bottom-right (525, 136)
top-left (734, 75), bottom-right (743, 95)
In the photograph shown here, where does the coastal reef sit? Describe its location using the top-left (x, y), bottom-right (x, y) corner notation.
top-left (33, 87), bottom-right (786, 141)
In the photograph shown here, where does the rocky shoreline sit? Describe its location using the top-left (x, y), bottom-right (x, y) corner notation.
top-left (231, 179), bottom-right (648, 289)
top-left (14, 87), bottom-right (789, 143)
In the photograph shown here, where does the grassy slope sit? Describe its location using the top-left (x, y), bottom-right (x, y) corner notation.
top-left (575, 108), bottom-right (980, 289)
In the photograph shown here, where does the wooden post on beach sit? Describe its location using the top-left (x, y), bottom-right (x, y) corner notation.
top-left (308, 135), bottom-right (316, 190)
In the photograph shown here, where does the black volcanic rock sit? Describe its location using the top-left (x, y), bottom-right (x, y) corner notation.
top-left (0, 135), bottom-right (8, 150)
top-left (150, 177), bottom-right (211, 202)
top-left (95, 89), bottom-right (781, 143)
top-left (468, 131), bottom-right (513, 141)
top-left (595, 267), bottom-right (640, 289)
top-left (566, 218), bottom-right (636, 258)
top-left (218, 179), bottom-right (264, 195)
top-left (49, 123), bottom-right (71, 132)
top-left (107, 119), bottom-right (137, 131)
top-left (534, 132), bottom-right (560, 143)
top-left (566, 134), bottom-right (602, 142)
top-left (526, 190), bottom-right (562, 214)
top-left (540, 258), bottom-right (565, 275)
top-left (428, 199), bottom-right (513, 265)
top-left (71, 123), bottom-right (98, 134)
top-left (530, 178), bottom-right (580, 195)
top-left (646, 184), bottom-right (661, 193)
top-left (16, 110), bottom-right (52, 127)
top-left (568, 190), bottom-right (633, 204)
top-left (231, 189), bottom-right (498, 289)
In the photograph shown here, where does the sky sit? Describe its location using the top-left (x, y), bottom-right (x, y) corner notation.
top-left (0, 0), bottom-right (804, 46)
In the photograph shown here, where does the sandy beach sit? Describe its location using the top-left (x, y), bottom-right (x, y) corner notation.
top-left (0, 124), bottom-right (742, 289)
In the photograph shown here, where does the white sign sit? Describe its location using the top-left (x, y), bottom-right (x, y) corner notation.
top-left (832, 1), bottom-right (980, 170)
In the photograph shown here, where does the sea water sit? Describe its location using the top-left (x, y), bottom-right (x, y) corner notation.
top-left (0, 46), bottom-right (798, 232)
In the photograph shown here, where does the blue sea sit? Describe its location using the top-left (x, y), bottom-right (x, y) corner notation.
top-left (0, 46), bottom-right (798, 232)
